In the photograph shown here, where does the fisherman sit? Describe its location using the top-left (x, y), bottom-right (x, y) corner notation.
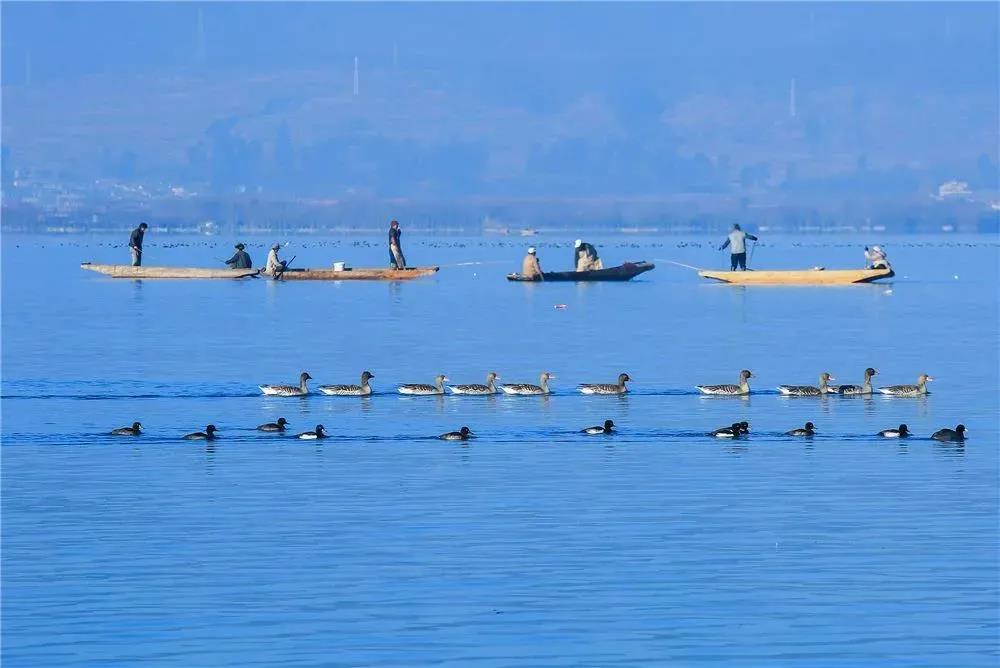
top-left (264, 242), bottom-right (287, 276)
top-left (522, 246), bottom-right (544, 280)
top-left (719, 223), bottom-right (758, 271)
top-left (128, 222), bottom-right (148, 266)
top-left (864, 245), bottom-right (891, 270)
top-left (224, 243), bottom-right (252, 269)
top-left (574, 239), bottom-right (603, 272)
top-left (388, 220), bottom-right (406, 270)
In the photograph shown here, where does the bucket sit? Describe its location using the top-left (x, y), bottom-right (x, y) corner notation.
top-left (332, 261), bottom-right (346, 271)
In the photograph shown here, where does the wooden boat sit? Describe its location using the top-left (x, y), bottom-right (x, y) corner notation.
top-left (507, 261), bottom-right (655, 282)
top-left (275, 266), bottom-right (439, 281)
top-left (698, 267), bottom-right (894, 285)
top-left (81, 263), bottom-right (260, 279)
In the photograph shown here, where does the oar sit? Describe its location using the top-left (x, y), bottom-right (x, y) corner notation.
top-left (748, 239), bottom-right (757, 269)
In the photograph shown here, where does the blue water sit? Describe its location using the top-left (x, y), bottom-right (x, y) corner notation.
top-left (3, 234), bottom-right (998, 666)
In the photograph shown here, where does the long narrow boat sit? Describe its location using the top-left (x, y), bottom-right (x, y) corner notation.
top-left (698, 267), bottom-right (894, 285)
top-left (276, 266), bottom-right (439, 281)
top-left (81, 263), bottom-right (260, 279)
top-left (507, 261), bottom-right (655, 282)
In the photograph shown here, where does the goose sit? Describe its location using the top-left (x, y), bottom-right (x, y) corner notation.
top-left (878, 374), bottom-right (933, 397)
top-left (257, 417), bottom-right (288, 432)
top-left (259, 372), bottom-right (311, 397)
top-left (579, 373), bottom-right (630, 395)
top-left (931, 424), bottom-right (966, 442)
top-left (449, 372), bottom-right (499, 395)
top-left (440, 426), bottom-right (473, 441)
top-left (710, 423), bottom-right (744, 438)
top-left (110, 421), bottom-right (142, 436)
top-left (398, 375), bottom-right (448, 395)
top-left (778, 372), bottom-right (835, 396)
top-left (697, 370), bottom-right (753, 396)
top-left (500, 372), bottom-right (553, 395)
top-left (786, 422), bottom-right (816, 437)
top-left (296, 424), bottom-right (327, 440)
top-left (183, 424), bottom-right (217, 440)
top-left (877, 424), bottom-right (910, 438)
top-left (835, 368), bottom-right (878, 395)
top-left (319, 371), bottom-right (375, 396)
top-left (582, 419), bottom-right (615, 435)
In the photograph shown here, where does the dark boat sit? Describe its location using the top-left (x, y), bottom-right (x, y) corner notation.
top-left (507, 261), bottom-right (655, 282)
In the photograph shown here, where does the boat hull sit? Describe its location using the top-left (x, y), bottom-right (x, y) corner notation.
top-left (276, 267), bottom-right (438, 281)
top-left (81, 263), bottom-right (260, 279)
top-left (698, 268), bottom-right (894, 285)
top-left (507, 261), bottom-right (654, 282)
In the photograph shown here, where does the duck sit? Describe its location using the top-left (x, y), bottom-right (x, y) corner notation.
top-left (931, 424), bottom-right (966, 442)
top-left (259, 372), bottom-right (311, 397)
top-left (877, 424), bottom-right (910, 438)
top-left (582, 419), bottom-right (615, 435)
top-left (710, 423), bottom-right (744, 438)
top-left (579, 373), bottom-right (631, 395)
top-left (257, 417), bottom-right (288, 432)
top-left (448, 372), bottom-right (499, 395)
top-left (786, 421), bottom-right (816, 437)
top-left (440, 426), bottom-right (473, 441)
top-left (835, 368), bottom-right (878, 395)
top-left (110, 421), bottom-right (142, 436)
top-left (296, 424), bottom-right (327, 440)
top-left (319, 371), bottom-right (375, 396)
top-left (878, 373), bottom-right (933, 397)
top-left (183, 424), bottom-right (217, 440)
top-left (398, 374), bottom-right (448, 395)
top-left (500, 372), bottom-right (553, 395)
top-left (778, 373), bottom-right (835, 396)
top-left (697, 370), bottom-right (753, 396)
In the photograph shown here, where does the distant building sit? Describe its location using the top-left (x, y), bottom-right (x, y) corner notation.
top-left (936, 180), bottom-right (972, 200)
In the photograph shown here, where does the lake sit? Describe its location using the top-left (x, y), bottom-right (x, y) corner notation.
top-left (2, 233), bottom-right (998, 666)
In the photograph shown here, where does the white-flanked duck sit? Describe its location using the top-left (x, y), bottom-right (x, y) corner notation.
top-left (296, 424), bottom-right (327, 440)
top-left (878, 374), bottom-right (933, 397)
top-left (319, 371), bottom-right (375, 396)
top-left (440, 426), bottom-right (473, 441)
top-left (778, 373), bottom-right (835, 396)
top-left (877, 424), bottom-right (910, 438)
top-left (697, 370), bottom-right (753, 396)
top-left (835, 368), bottom-right (878, 395)
top-left (259, 372), bottom-right (311, 397)
top-left (110, 421), bottom-right (142, 436)
top-left (398, 375), bottom-right (448, 395)
top-left (449, 372), bottom-right (499, 395)
top-left (183, 424), bottom-right (217, 440)
top-left (257, 417), bottom-right (288, 432)
top-left (582, 419), bottom-right (615, 435)
top-left (579, 373), bottom-right (630, 395)
top-left (500, 372), bottom-right (553, 395)
top-left (932, 424), bottom-right (966, 442)
top-left (710, 422), bottom-right (746, 438)
top-left (786, 422), bottom-right (816, 437)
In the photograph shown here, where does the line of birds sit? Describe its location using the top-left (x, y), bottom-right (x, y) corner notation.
top-left (107, 419), bottom-right (968, 442)
top-left (257, 369), bottom-right (934, 397)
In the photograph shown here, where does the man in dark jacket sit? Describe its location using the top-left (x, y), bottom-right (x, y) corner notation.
top-left (388, 219), bottom-right (406, 269)
top-left (224, 243), bottom-right (253, 269)
top-left (129, 222), bottom-right (148, 266)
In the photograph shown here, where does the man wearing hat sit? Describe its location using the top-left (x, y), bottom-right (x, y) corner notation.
top-left (574, 239), bottom-right (602, 272)
top-left (388, 219), bottom-right (406, 270)
top-left (224, 242), bottom-right (253, 269)
top-left (522, 246), bottom-right (544, 280)
top-left (265, 242), bottom-right (287, 276)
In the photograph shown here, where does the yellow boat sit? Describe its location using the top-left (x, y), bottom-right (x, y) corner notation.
top-left (81, 263), bottom-right (260, 279)
top-left (698, 267), bottom-right (894, 285)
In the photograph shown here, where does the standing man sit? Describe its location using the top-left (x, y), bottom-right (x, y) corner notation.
top-left (224, 243), bottom-right (253, 269)
top-left (719, 223), bottom-right (758, 271)
top-left (128, 222), bottom-right (148, 266)
top-left (522, 246), bottom-right (544, 280)
top-left (388, 220), bottom-right (406, 270)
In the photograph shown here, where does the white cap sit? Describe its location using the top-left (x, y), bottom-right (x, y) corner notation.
top-left (872, 245), bottom-right (882, 253)
top-left (272, 242), bottom-right (281, 250)
top-left (574, 239), bottom-right (582, 248)
top-left (528, 246), bottom-right (536, 254)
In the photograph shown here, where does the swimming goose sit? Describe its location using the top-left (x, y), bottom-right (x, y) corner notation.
top-left (259, 372), bottom-right (311, 397)
top-left (110, 421), bottom-right (142, 436)
top-left (398, 375), bottom-right (448, 395)
top-left (579, 373), bottom-right (631, 395)
top-left (878, 374), bottom-right (933, 397)
top-left (877, 424), bottom-right (910, 438)
top-left (449, 372), bottom-right (499, 395)
top-left (257, 417), bottom-right (288, 432)
top-left (835, 368), bottom-right (878, 395)
top-left (786, 421), bottom-right (816, 437)
top-left (711, 423), bottom-right (744, 438)
top-left (440, 426), bottom-right (473, 441)
top-left (697, 370), bottom-right (753, 396)
top-left (500, 372), bottom-right (553, 395)
top-left (778, 373), bottom-right (835, 396)
top-left (319, 371), bottom-right (375, 396)
top-left (931, 424), bottom-right (966, 442)
top-left (296, 424), bottom-right (327, 440)
top-left (582, 419), bottom-right (615, 435)
top-left (183, 424), bottom-right (217, 440)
